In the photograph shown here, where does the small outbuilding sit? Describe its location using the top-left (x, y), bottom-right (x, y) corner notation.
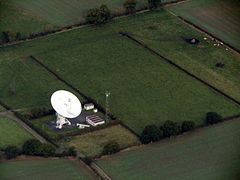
top-left (86, 115), bottom-right (105, 126)
top-left (84, 103), bottom-right (94, 110)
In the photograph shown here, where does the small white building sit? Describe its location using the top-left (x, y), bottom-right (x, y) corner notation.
top-left (76, 123), bottom-right (90, 129)
top-left (86, 115), bottom-right (105, 126)
top-left (84, 103), bottom-right (94, 110)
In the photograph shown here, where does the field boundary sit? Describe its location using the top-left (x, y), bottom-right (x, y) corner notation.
top-left (166, 9), bottom-right (240, 54)
top-left (119, 32), bottom-right (240, 106)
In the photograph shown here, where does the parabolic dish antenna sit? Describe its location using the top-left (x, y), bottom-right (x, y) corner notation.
top-left (51, 90), bottom-right (82, 118)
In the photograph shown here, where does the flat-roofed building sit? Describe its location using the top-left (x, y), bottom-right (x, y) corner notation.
top-left (86, 115), bottom-right (105, 126)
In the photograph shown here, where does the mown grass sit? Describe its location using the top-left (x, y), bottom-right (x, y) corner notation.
top-left (0, 117), bottom-right (33, 149)
top-left (0, 158), bottom-right (98, 180)
top-left (61, 125), bottom-right (140, 158)
top-left (97, 118), bottom-right (240, 180)
top-left (168, 0), bottom-right (240, 50)
top-left (0, 9), bottom-right (239, 135)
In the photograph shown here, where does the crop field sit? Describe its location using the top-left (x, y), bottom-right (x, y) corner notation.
top-left (0, 158), bottom-right (98, 180)
top-left (0, 117), bottom-right (33, 149)
top-left (168, 0), bottom-right (240, 50)
top-left (0, 10), bottom-right (239, 135)
top-left (120, 9), bottom-right (240, 102)
top-left (0, 56), bottom-right (85, 109)
top-left (62, 125), bottom-right (140, 158)
top-left (97, 118), bottom-right (240, 180)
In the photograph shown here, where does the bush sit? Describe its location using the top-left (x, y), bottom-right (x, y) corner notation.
top-left (67, 146), bottom-right (77, 157)
top-left (181, 121), bottom-right (195, 132)
top-left (22, 139), bottom-right (42, 155)
top-left (86, 5), bottom-right (111, 24)
top-left (102, 141), bottom-right (120, 155)
top-left (140, 125), bottom-right (163, 144)
top-left (5, 146), bottom-right (21, 159)
top-left (162, 120), bottom-right (181, 137)
top-left (82, 157), bottom-right (92, 165)
top-left (0, 151), bottom-right (5, 160)
top-left (124, 0), bottom-right (137, 14)
top-left (39, 143), bottom-right (56, 157)
top-left (206, 112), bottom-right (223, 125)
top-left (148, 0), bottom-right (161, 9)
top-left (2, 30), bottom-right (21, 43)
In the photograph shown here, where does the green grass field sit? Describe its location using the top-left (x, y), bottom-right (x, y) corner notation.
top-left (62, 125), bottom-right (140, 158)
top-left (97, 118), bottom-right (240, 180)
top-left (168, 0), bottom-right (240, 50)
top-left (0, 0), bottom-right (176, 43)
top-left (0, 117), bottom-right (33, 149)
top-left (0, 57), bottom-right (84, 109)
top-left (0, 10), bottom-right (239, 135)
top-left (0, 158), bottom-right (98, 180)
top-left (119, 9), bottom-right (240, 102)
top-left (0, 0), bottom-right (55, 43)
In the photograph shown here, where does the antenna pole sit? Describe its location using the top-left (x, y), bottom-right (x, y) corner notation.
top-left (105, 91), bottom-right (110, 122)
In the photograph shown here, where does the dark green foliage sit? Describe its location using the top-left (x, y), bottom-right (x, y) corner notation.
top-left (102, 141), bottom-right (120, 155)
top-left (140, 125), bottom-right (163, 144)
top-left (181, 121), bottom-right (195, 132)
top-left (67, 146), bottom-right (77, 157)
top-left (86, 5), bottom-right (111, 24)
top-left (39, 143), bottom-right (56, 157)
top-left (0, 151), bottom-right (5, 160)
top-left (82, 157), bottom-right (92, 165)
top-left (2, 30), bottom-right (21, 43)
top-left (123, 0), bottom-right (137, 13)
top-left (206, 112), bottom-right (223, 125)
top-left (5, 146), bottom-right (21, 159)
top-left (162, 120), bottom-right (181, 137)
top-left (148, 0), bottom-right (161, 9)
top-left (22, 139), bottom-right (42, 155)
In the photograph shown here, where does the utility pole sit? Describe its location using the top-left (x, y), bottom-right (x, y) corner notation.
top-left (105, 91), bottom-right (110, 122)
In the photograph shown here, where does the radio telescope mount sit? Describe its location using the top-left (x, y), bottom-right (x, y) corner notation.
top-left (51, 90), bottom-right (82, 129)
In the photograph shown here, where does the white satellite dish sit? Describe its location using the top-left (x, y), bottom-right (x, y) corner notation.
top-left (51, 90), bottom-right (82, 129)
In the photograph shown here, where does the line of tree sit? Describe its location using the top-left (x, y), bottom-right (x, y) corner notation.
top-left (140, 112), bottom-right (223, 144)
top-left (86, 5), bottom-right (111, 24)
top-left (2, 139), bottom-right (76, 160)
top-left (86, 0), bottom-right (162, 25)
top-left (2, 30), bottom-right (21, 43)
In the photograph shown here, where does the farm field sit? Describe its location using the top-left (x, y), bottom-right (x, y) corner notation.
top-left (0, 10), bottom-right (239, 135)
top-left (0, 56), bottom-right (85, 109)
top-left (0, 117), bottom-right (33, 149)
top-left (168, 0), bottom-right (240, 50)
top-left (0, 0), bottom-right (55, 44)
top-left (0, 158), bottom-right (99, 180)
top-left (0, 0), bottom-right (176, 43)
top-left (121, 9), bottom-right (240, 102)
top-left (97, 118), bottom-right (240, 180)
top-left (62, 125), bottom-right (140, 158)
